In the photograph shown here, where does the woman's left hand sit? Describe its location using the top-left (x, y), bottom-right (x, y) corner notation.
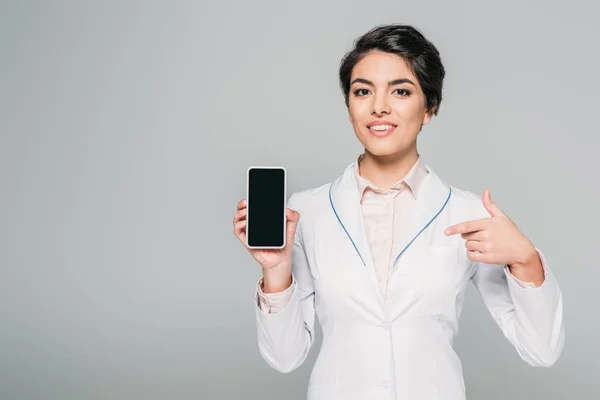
top-left (443, 188), bottom-right (539, 268)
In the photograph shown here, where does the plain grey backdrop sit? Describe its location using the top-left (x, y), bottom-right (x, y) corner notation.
top-left (1, 0), bottom-right (598, 399)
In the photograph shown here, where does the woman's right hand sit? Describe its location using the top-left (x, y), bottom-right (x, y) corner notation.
top-left (233, 199), bottom-right (300, 290)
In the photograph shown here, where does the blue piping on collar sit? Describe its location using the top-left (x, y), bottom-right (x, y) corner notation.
top-left (328, 184), bottom-right (452, 267)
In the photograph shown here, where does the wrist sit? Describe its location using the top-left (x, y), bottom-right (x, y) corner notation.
top-left (510, 244), bottom-right (538, 269)
top-left (262, 265), bottom-right (293, 293)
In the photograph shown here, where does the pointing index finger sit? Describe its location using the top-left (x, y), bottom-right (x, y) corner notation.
top-left (444, 218), bottom-right (487, 236)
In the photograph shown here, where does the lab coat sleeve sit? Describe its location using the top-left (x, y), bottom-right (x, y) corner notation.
top-left (471, 247), bottom-right (565, 367)
top-left (256, 276), bottom-right (295, 314)
top-left (254, 192), bottom-right (316, 373)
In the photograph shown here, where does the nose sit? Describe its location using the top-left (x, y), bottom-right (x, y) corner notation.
top-left (371, 92), bottom-right (391, 115)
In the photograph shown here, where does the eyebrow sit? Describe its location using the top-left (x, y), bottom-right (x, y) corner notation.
top-left (350, 77), bottom-right (416, 87)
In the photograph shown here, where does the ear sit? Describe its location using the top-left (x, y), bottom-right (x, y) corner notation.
top-left (422, 111), bottom-right (433, 125)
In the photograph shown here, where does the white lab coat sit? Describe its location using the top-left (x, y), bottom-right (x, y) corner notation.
top-left (254, 161), bottom-right (564, 400)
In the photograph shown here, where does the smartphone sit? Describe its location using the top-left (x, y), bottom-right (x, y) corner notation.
top-left (246, 166), bottom-right (287, 249)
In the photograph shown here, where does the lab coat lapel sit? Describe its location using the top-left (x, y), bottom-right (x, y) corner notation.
top-left (390, 165), bottom-right (452, 272)
top-left (329, 162), bottom-right (383, 304)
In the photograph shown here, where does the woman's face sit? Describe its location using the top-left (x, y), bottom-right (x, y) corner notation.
top-left (348, 50), bottom-right (432, 158)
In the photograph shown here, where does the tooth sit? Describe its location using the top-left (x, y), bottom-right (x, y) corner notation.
top-left (370, 125), bottom-right (393, 131)
top-left (372, 125), bottom-right (391, 130)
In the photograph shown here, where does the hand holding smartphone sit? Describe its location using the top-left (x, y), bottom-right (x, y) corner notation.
top-left (233, 166), bottom-right (300, 280)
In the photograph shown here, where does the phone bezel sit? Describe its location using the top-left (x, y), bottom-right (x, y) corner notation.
top-left (245, 166), bottom-right (287, 249)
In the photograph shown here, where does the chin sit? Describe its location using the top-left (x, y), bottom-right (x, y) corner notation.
top-left (363, 139), bottom-right (407, 157)
top-left (366, 147), bottom-right (397, 157)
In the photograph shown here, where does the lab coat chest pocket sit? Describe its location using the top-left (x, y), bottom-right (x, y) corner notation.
top-left (400, 245), bottom-right (464, 317)
top-left (426, 246), bottom-right (462, 289)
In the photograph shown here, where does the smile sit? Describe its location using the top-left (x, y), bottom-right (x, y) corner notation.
top-left (368, 124), bottom-right (396, 137)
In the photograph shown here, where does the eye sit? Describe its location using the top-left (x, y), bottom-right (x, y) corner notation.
top-left (393, 88), bottom-right (411, 96)
top-left (394, 88), bottom-right (411, 96)
top-left (353, 88), bottom-right (371, 96)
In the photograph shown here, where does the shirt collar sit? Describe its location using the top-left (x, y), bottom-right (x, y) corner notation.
top-left (354, 153), bottom-right (429, 200)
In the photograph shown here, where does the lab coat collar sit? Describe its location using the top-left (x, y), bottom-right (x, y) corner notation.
top-left (355, 153), bottom-right (429, 200)
top-left (329, 159), bottom-right (452, 305)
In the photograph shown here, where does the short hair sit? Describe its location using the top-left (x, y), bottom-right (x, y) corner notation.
top-left (339, 24), bottom-right (445, 116)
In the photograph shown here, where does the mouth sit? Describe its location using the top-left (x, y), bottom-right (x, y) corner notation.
top-left (367, 124), bottom-right (397, 137)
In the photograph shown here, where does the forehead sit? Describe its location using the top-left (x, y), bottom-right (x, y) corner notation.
top-left (351, 50), bottom-right (416, 83)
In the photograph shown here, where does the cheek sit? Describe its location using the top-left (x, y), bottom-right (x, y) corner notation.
top-left (392, 101), bottom-right (418, 116)
top-left (348, 103), bottom-right (364, 123)
top-left (395, 99), bottom-right (427, 121)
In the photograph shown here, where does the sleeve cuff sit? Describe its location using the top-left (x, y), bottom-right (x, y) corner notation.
top-left (256, 276), bottom-right (296, 314)
top-left (504, 247), bottom-right (548, 289)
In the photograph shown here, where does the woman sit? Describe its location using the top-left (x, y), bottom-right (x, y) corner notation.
top-left (233, 24), bottom-right (564, 400)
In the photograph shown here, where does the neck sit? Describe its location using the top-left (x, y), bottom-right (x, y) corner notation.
top-left (358, 147), bottom-right (419, 190)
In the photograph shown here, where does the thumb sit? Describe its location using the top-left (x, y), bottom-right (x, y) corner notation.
top-left (286, 209), bottom-right (300, 241)
top-left (482, 188), bottom-right (505, 217)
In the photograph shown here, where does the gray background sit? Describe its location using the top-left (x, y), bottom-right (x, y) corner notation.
top-left (1, 0), bottom-right (598, 399)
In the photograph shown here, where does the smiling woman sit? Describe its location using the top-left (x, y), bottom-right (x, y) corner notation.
top-left (338, 25), bottom-right (445, 189)
top-left (233, 24), bottom-right (564, 400)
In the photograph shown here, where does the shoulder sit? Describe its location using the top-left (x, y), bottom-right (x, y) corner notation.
top-left (447, 184), bottom-right (489, 220)
top-left (287, 182), bottom-right (331, 216)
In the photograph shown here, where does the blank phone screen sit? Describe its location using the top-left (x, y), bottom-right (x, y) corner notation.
top-left (247, 168), bottom-right (286, 247)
